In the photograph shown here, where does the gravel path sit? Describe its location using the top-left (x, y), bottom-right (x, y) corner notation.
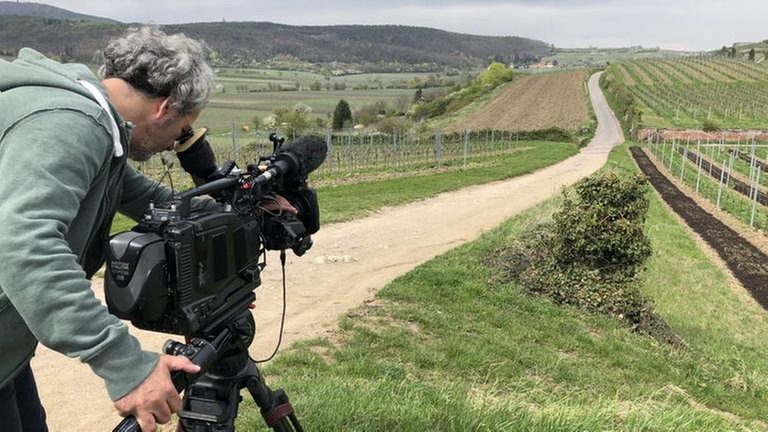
top-left (31, 72), bottom-right (623, 431)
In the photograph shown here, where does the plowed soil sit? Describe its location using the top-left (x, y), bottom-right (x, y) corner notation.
top-left (449, 70), bottom-right (590, 133)
top-left (631, 147), bottom-right (768, 308)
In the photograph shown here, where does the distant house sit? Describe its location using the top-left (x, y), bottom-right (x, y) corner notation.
top-left (529, 60), bottom-right (559, 69)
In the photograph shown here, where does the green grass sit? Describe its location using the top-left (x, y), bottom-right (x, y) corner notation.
top-left (110, 141), bottom-right (578, 233)
top-left (234, 143), bottom-right (768, 431)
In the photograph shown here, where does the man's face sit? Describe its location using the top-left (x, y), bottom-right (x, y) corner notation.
top-left (129, 108), bottom-right (200, 162)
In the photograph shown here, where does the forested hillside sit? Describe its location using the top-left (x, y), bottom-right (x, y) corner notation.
top-left (0, 14), bottom-right (551, 71)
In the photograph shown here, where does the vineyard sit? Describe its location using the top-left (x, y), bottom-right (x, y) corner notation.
top-left (606, 57), bottom-right (768, 130)
top-left (134, 128), bottom-right (573, 189)
top-left (643, 131), bottom-right (768, 232)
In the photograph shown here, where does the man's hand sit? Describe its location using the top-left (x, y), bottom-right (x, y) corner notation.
top-left (260, 194), bottom-right (298, 215)
top-left (114, 354), bottom-right (201, 432)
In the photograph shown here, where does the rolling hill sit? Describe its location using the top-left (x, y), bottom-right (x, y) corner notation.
top-left (0, 1), bottom-right (117, 23)
top-left (0, 2), bottom-right (552, 71)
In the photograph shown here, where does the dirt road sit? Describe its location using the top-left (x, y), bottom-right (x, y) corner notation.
top-left (31, 72), bottom-right (623, 431)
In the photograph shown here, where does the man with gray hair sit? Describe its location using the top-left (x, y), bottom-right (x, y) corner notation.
top-left (0, 26), bottom-right (217, 432)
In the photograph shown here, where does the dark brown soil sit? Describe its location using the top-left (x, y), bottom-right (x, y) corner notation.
top-left (631, 146), bottom-right (768, 309)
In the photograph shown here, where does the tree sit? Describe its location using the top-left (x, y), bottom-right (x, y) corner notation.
top-left (479, 62), bottom-right (515, 87)
top-left (749, 48), bottom-right (756, 61)
top-left (332, 99), bottom-right (353, 130)
top-left (272, 103), bottom-right (311, 138)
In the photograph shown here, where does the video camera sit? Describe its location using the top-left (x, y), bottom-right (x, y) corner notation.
top-left (103, 131), bottom-right (327, 338)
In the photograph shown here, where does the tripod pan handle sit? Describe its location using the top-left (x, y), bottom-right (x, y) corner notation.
top-left (112, 415), bottom-right (140, 432)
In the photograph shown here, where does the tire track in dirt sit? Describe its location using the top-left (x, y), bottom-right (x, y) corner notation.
top-left (631, 147), bottom-right (768, 309)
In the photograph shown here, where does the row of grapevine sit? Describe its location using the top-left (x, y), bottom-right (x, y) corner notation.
top-left (644, 133), bottom-right (768, 230)
top-left (608, 56), bottom-right (768, 130)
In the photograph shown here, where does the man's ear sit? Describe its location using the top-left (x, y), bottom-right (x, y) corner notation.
top-left (154, 97), bottom-right (172, 120)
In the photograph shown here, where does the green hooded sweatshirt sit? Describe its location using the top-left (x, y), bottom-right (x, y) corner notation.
top-left (0, 48), bottom-right (215, 401)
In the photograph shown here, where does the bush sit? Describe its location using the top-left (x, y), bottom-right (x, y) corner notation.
top-left (489, 171), bottom-right (674, 340)
top-left (375, 117), bottom-right (412, 135)
top-left (553, 172), bottom-right (651, 277)
top-left (479, 62), bottom-right (516, 87)
top-left (702, 120), bottom-right (720, 132)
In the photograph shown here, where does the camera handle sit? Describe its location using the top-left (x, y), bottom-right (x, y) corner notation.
top-left (112, 327), bottom-right (303, 432)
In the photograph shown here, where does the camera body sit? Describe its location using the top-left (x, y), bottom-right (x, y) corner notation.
top-left (104, 134), bottom-right (324, 337)
top-left (106, 207), bottom-right (264, 336)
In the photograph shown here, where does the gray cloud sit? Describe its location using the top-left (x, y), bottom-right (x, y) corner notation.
top-left (40, 0), bottom-right (768, 51)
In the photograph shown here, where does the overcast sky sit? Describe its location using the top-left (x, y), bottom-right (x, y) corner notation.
top-left (37, 0), bottom-right (768, 51)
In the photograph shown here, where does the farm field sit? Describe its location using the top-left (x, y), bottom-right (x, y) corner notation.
top-left (544, 46), bottom-right (691, 68)
top-left (643, 136), bottom-right (768, 233)
top-left (234, 145), bottom-right (768, 430)
top-left (606, 57), bottom-right (768, 130)
top-left (214, 67), bottom-right (464, 92)
top-left (196, 67), bottom-right (467, 133)
top-left (198, 88), bottom-right (416, 133)
top-left (447, 70), bottom-right (592, 133)
top-left (632, 146), bottom-right (768, 307)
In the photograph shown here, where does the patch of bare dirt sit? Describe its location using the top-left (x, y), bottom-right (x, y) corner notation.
top-left (448, 70), bottom-right (591, 133)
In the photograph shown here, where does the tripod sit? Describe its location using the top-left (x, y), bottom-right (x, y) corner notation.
top-left (113, 313), bottom-right (303, 432)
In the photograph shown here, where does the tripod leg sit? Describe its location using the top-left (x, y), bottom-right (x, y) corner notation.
top-left (242, 362), bottom-right (303, 432)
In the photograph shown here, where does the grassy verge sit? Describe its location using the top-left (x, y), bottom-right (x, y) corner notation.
top-left (237, 144), bottom-right (768, 431)
top-left (111, 141), bottom-right (578, 233)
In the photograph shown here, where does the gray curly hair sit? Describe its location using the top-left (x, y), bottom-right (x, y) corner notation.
top-left (99, 26), bottom-right (214, 115)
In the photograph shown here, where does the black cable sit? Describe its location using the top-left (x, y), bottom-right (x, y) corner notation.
top-left (148, 154), bottom-right (175, 198)
top-left (256, 249), bottom-right (288, 364)
top-left (148, 169), bottom-right (169, 198)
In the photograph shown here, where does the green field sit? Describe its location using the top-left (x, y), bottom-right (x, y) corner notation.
top-left (199, 88), bottom-right (417, 133)
top-left (214, 67), bottom-right (465, 92)
top-left (232, 144), bottom-right (768, 431)
top-left (607, 57), bottom-right (768, 129)
top-left (195, 67), bottom-right (469, 133)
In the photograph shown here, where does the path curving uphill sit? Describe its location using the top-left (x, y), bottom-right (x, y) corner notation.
top-left (31, 72), bottom-right (624, 431)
